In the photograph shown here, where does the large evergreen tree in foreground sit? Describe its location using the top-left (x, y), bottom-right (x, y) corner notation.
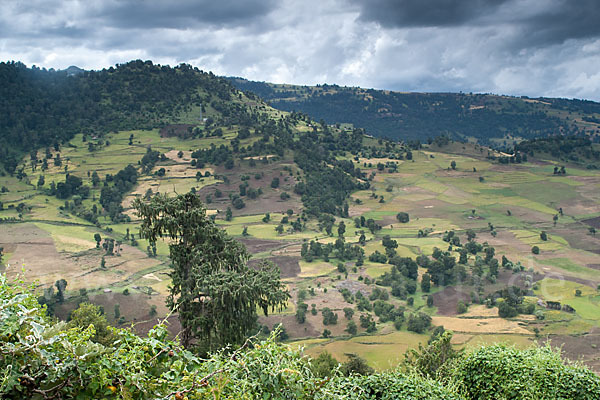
top-left (134, 192), bottom-right (289, 351)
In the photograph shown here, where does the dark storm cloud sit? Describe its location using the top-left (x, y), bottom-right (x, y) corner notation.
top-left (351, 0), bottom-right (600, 47)
top-left (95, 0), bottom-right (278, 30)
top-left (519, 0), bottom-right (600, 46)
top-left (350, 0), bottom-right (510, 28)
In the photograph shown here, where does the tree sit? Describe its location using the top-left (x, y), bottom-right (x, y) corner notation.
top-left (94, 233), bottom-right (102, 248)
top-left (427, 295), bottom-right (434, 307)
top-left (341, 354), bottom-right (374, 376)
top-left (540, 231), bottom-right (548, 241)
top-left (407, 312), bottom-right (431, 333)
top-left (450, 161), bottom-right (456, 170)
top-left (343, 307), bottom-right (355, 320)
top-left (275, 224), bottom-right (284, 234)
top-left (225, 207), bottom-right (233, 221)
top-left (531, 245), bottom-right (540, 255)
top-left (271, 177), bottom-right (280, 188)
top-left (134, 193), bottom-right (289, 351)
top-left (91, 171), bottom-right (100, 187)
top-left (396, 212), bottom-right (409, 223)
top-left (346, 320), bottom-right (357, 335)
top-left (68, 302), bottom-right (115, 345)
top-left (466, 229), bottom-right (476, 241)
top-left (498, 300), bottom-right (518, 318)
top-left (404, 331), bottom-right (460, 379)
top-left (421, 273), bottom-right (431, 293)
top-left (311, 351), bottom-right (339, 378)
top-left (338, 221), bottom-right (346, 237)
top-left (54, 279), bottom-right (67, 303)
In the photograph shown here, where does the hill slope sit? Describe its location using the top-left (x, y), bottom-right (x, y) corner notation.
top-left (227, 77), bottom-right (600, 144)
top-left (0, 60), bottom-right (240, 172)
top-left (1, 61), bottom-right (600, 374)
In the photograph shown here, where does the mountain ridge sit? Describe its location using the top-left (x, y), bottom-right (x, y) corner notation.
top-left (226, 77), bottom-right (600, 145)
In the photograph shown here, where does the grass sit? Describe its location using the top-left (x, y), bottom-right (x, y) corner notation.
top-left (298, 260), bottom-right (336, 278)
top-left (537, 258), bottom-right (599, 280)
top-left (296, 330), bottom-right (427, 370)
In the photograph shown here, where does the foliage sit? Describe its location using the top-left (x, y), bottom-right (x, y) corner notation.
top-left (228, 78), bottom-right (594, 144)
top-left (396, 212), bottom-right (410, 223)
top-left (451, 344), bottom-right (600, 400)
top-left (134, 192), bottom-right (288, 351)
top-left (320, 370), bottom-right (460, 400)
top-left (2, 275), bottom-right (600, 399)
top-left (0, 60), bottom-right (237, 172)
top-left (407, 312), bottom-right (432, 334)
top-left (67, 302), bottom-right (115, 346)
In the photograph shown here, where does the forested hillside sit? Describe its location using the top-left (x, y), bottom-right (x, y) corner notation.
top-left (0, 60), bottom-right (233, 172)
top-left (227, 78), bottom-right (600, 144)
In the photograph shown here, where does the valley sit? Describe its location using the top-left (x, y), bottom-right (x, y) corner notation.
top-left (2, 99), bottom-right (599, 372)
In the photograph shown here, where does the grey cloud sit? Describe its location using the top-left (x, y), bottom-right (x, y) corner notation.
top-left (350, 0), bottom-right (510, 28)
top-left (0, 0), bottom-right (599, 101)
top-left (94, 0), bottom-right (278, 30)
top-left (350, 0), bottom-right (600, 47)
top-left (518, 0), bottom-right (600, 47)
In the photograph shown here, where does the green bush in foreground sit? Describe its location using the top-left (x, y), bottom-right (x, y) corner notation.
top-left (1, 273), bottom-right (599, 399)
top-left (451, 343), bottom-right (600, 400)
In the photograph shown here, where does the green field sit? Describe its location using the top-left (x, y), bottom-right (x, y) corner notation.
top-left (2, 124), bottom-right (600, 373)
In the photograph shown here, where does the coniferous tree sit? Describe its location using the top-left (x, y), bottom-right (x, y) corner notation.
top-left (134, 193), bottom-right (288, 351)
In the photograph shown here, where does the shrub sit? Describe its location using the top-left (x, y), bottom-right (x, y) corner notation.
top-left (396, 212), bottom-right (410, 223)
top-left (407, 312), bottom-right (432, 333)
top-left (451, 344), bottom-right (600, 400)
top-left (531, 245), bottom-right (540, 254)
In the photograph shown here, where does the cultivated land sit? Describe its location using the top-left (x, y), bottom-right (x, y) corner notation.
top-left (1, 121), bottom-right (600, 371)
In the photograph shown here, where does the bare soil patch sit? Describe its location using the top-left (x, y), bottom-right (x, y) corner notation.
top-left (259, 314), bottom-right (320, 339)
top-left (159, 124), bottom-right (197, 139)
top-left (238, 238), bottom-right (285, 253)
top-left (133, 315), bottom-right (182, 339)
top-left (249, 256), bottom-right (300, 278)
top-left (542, 333), bottom-right (600, 373)
top-left (1, 223), bottom-right (81, 287)
top-left (432, 286), bottom-right (471, 316)
top-left (583, 216), bottom-right (600, 229)
top-left (197, 161), bottom-right (303, 216)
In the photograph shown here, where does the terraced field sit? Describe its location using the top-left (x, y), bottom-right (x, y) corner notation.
top-left (1, 129), bottom-right (599, 371)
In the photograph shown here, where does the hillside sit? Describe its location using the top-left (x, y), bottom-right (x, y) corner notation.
top-left (0, 60), bottom-right (239, 173)
top-left (1, 61), bottom-right (600, 376)
top-left (227, 77), bottom-right (600, 144)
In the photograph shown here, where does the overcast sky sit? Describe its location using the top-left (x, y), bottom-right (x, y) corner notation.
top-left (2, 0), bottom-right (600, 101)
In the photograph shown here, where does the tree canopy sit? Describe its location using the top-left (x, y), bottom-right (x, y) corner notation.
top-left (134, 192), bottom-right (289, 351)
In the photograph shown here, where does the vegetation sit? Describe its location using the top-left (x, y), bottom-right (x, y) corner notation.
top-left (2, 278), bottom-right (598, 399)
top-left (2, 60), bottom-right (600, 390)
top-left (134, 193), bottom-right (288, 352)
top-left (228, 78), bottom-right (600, 143)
